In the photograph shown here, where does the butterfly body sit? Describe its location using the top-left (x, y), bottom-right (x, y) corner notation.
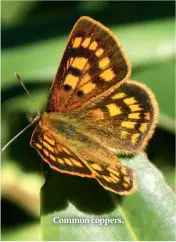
top-left (30, 16), bottom-right (158, 195)
top-left (33, 111), bottom-right (116, 160)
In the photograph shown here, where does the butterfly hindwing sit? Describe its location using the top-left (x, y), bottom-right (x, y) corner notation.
top-left (78, 80), bottom-right (158, 154)
top-left (30, 126), bottom-right (93, 178)
top-left (70, 144), bottom-right (136, 195)
top-left (47, 16), bottom-right (131, 112)
top-left (85, 159), bottom-right (135, 195)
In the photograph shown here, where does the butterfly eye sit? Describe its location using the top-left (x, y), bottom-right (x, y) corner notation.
top-left (63, 84), bottom-right (72, 91)
top-left (77, 90), bottom-right (84, 98)
top-left (68, 125), bottom-right (75, 136)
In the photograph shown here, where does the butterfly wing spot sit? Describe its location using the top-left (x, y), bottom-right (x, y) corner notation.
top-left (70, 158), bottom-right (83, 167)
top-left (72, 37), bottom-right (82, 48)
top-left (50, 154), bottom-right (57, 161)
top-left (106, 103), bottom-right (122, 116)
top-left (108, 177), bottom-right (117, 183)
top-left (43, 141), bottom-right (54, 152)
top-left (102, 175), bottom-right (111, 182)
top-left (129, 104), bottom-right (142, 112)
top-left (84, 63), bottom-right (90, 72)
top-left (145, 112), bottom-right (151, 120)
top-left (120, 131), bottom-right (128, 139)
top-left (121, 121), bottom-right (136, 129)
top-left (107, 168), bottom-right (120, 177)
top-left (123, 182), bottom-right (129, 188)
top-left (112, 92), bottom-right (127, 100)
top-left (43, 149), bottom-right (49, 157)
top-left (79, 82), bottom-right (96, 94)
top-left (36, 143), bottom-right (42, 150)
top-left (82, 37), bottom-right (91, 48)
top-left (89, 41), bottom-right (98, 51)
top-left (110, 173), bottom-right (120, 182)
top-left (139, 123), bottom-right (148, 133)
top-left (60, 145), bottom-right (71, 155)
top-left (80, 73), bottom-right (91, 85)
top-left (95, 48), bottom-right (104, 57)
top-left (131, 133), bottom-right (140, 144)
top-left (121, 167), bottom-right (127, 175)
top-left (44, 135), bottom-right (55, 146)
top-left (77, 90), bottom-right (85, 98)
top-left (99, 57), bottom-right (110, 69)
top-left (128, 113), bottom-right (141, 119)
top-left (91, 163), bottom-right (103, 171)
top-left (57, 157), bottom-right (64, 165)
top-left (124, 176), bottom-right (130, 184)
top-left (88, 108), bottom-right (105, 120)
top-left (64, 74), bottom-right (79, 89)
top-left (64, 84), bottom-right (72, 92)
top-left (71, 57), bottom-right (88, 71)
top-left (64, 158), bottom-right (73, 166)
top-left (100, 68), bottom-right (115, 82)
top-left (123, 97), bottom-right (137, 105)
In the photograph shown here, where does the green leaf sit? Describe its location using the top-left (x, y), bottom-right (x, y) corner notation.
top-left (41, 153), bottom-right (176, 241)
top-left (132, 58), bottom-right (175, 133)
top-left (2, 1), bottom-right (38, 27)
top-left (2, 223), bottom-right (41, 241)
top-left (2, 160), bottom-right (43, 217)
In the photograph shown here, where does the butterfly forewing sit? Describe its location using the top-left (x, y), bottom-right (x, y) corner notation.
top-left (30, 126), bottom-right (93, 178)
top-left (47, 16), bottom-right (131, 113)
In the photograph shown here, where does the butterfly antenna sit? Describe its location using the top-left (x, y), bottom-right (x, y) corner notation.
top-left (1, 116), bottom-right (39, 153)
top-left (1, 73), bottom-right (40, 153)
top-left (15, 72), bottom-right (40, 115)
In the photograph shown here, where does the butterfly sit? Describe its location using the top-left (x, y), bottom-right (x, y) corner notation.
top-left (30, 16), bottom-right (159, 195)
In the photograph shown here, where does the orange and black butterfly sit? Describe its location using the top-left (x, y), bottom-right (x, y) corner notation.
top-left (28, 16), bottom-right (158, 195)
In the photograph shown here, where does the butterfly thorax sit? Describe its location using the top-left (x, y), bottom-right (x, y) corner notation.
top-left (39, 111), bottom-right (95, 151)
top-left (41, 111), bottom-right (75, 137)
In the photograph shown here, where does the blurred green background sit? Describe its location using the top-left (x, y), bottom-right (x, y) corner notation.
top-left (1, 1), bottom-right (175, 241)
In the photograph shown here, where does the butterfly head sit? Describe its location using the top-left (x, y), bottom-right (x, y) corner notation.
top-left (28, 113), bottom-right (41, 124)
